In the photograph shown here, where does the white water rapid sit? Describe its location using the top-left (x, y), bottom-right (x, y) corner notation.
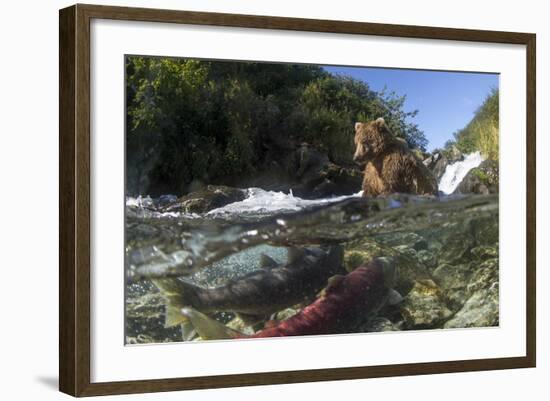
top-left (438, 151), bottom-right (484, 195)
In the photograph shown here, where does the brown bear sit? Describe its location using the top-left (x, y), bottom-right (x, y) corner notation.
top-left (353, 118), bottom-right (438, 196)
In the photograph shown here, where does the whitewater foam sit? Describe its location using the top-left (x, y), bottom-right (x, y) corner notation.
top-left (206, 188), bottom-right (362, 217)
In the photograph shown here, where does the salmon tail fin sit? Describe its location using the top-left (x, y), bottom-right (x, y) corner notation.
top-left (150, 278), bottom-right (199, 328)
top-left (180, 320), bottom-right (197, 341)
top-left (180, 307), bottom-right (244, 340)
top-left (164, 302), bottom-right (188, 328)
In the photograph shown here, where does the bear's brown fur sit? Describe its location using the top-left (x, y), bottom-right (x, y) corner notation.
top-left (353, 118), bottom-right (438, 196)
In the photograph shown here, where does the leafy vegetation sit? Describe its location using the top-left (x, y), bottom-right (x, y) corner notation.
top-left (445, 88), bottom-right (499, 160)
top-left (126, 56), bottom-right (427, 195)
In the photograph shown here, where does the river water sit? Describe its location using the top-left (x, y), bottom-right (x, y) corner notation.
top-left (125, 155), bottom-right (499, 344)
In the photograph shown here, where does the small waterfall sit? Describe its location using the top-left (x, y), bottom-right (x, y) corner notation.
top-left (439, 152), bottom-right (484, 195)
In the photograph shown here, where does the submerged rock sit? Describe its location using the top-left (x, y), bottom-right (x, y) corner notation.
top-left (226, 316), bottom-right (257, 336)
top-left (470, 245), bottom-right (499, 260)
top-left (275, 306), bottom-right (302, 321)
top-left (466, 258), bottom-right (499, 301)
top-left (360, 317), bottom-right (402, 332)
top-left (444, 284), bottom-right (499, 328)
top-left (437, 227), bottom-right (475, 265)
top-left (376, 232), bottom-right (426, 249)
top-left (343, 239), bottom-right (430, 295)
top-left (125, 289), bottom-right (182, 343)
top-left (416, 249), bottom-right (438, 270)
top-left (431, 238), bottom-right (499, 327)
top-left (432, 263), bottom-right (473, 311)
top-left (471, 216), bottom-right (499, 247)
top-left (400, 279), bottom-right (452, 329)
top-left (401, 280), bottom-right (452, 329)
top-left (163, 185), bottom-right (246, 214)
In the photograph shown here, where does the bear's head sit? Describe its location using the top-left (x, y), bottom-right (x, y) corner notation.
top-left (353, 117), bottom-right (395, 166)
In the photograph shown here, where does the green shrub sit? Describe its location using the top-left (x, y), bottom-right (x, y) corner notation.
top-left (126, 57), bottom-right (428, 195)
top-left (448, 89), bottom-right (499, 160)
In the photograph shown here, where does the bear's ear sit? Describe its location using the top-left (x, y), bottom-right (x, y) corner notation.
top-left (375, 117), bottom-right (386, 127)
top-left (355, 122), bottom-right (362, 131)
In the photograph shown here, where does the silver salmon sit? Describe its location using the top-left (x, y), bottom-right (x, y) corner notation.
top-left (152, 245), bottom-right (344, 331)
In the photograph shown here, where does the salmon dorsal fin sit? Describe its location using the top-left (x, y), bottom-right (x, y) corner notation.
top-left (325, 274), bottom-right (346, 293)
top-left (180, 307), bottom-right (243, 340)
top-left (259, 254), bottom-right (278, 269)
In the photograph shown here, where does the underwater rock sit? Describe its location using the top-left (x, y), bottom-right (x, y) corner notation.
top-left (126, 334), bottom-right (156, 344)
top-left (444, 284), bottom-right (499, 328)
top-left (226, 316), bottom-right (258, 336)
top-left (343, 239), bottom-right (430, 295)
top-left (275, 306), bottom-right (302, 321)
top-left (125, 291), bottom-right (182, 343)
top-left (344, 240), bottom-right (388, 272)
top-left (412, 238), bottom-right (429, 251)
top-left (454, 159), bottom-right (499, 195)
top-left (470, 245), bottom-right (499, 260)
top-left (401, 279), bottom-right (452, 328)
top-left (394, 245), bottom-right (417, 259)
top-left (376, 232), bottom-right (426, 249)
top-left (432, 263), bottom-right (473, 311)
top-left (416, 249), bottom-right (438, 270)
top-left (437, 228), bottom-right (475, 265)
top-left (163, 185), bottom-right (246, 214)
top-left (360, 317), bottom-right (402, 332)
top-left (467, 258), bottom-right (499, 294)
top-left (471, 216), bottom-right (499, 247)
top-left (462, 258), bottom-right (499, 324)
top-left (433, 215), bottom-right (498, 266)
top-left (433, 248), bottom-right (498, 314)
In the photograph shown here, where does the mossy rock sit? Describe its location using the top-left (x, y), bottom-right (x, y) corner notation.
top-left (375, 232), bottom-right (426, 249)
top-left (343, 239), bottom-right (430, 295)
top-left (454, 159), bottom-right (499, 195)
top-left (432, 263), bottom-right (473, 311)
top-left (163, 185), bottom-right (246, 214)
top-left (470, 245), bottom-right (499, 260)
top-left (400, 279), bottom-right (453, 329)
top-left (471, 215), bottom-right (499, 247)
top-left (359, 317), bottom-right (402, 333)
top-left (437, 227), bottom-right (476, 265)
top-left (416, 249), bottom-right (438, 270)
top-left (443, 285), bottom-right (499, 329)
top-left (432, 253), bottom-right (498, 314)
top-left (226, 316), bottom-right (258, 336)
top-left (274, 305), bottom-right (302, 321)
top-left (466, 258), bottom-right (499, 295)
